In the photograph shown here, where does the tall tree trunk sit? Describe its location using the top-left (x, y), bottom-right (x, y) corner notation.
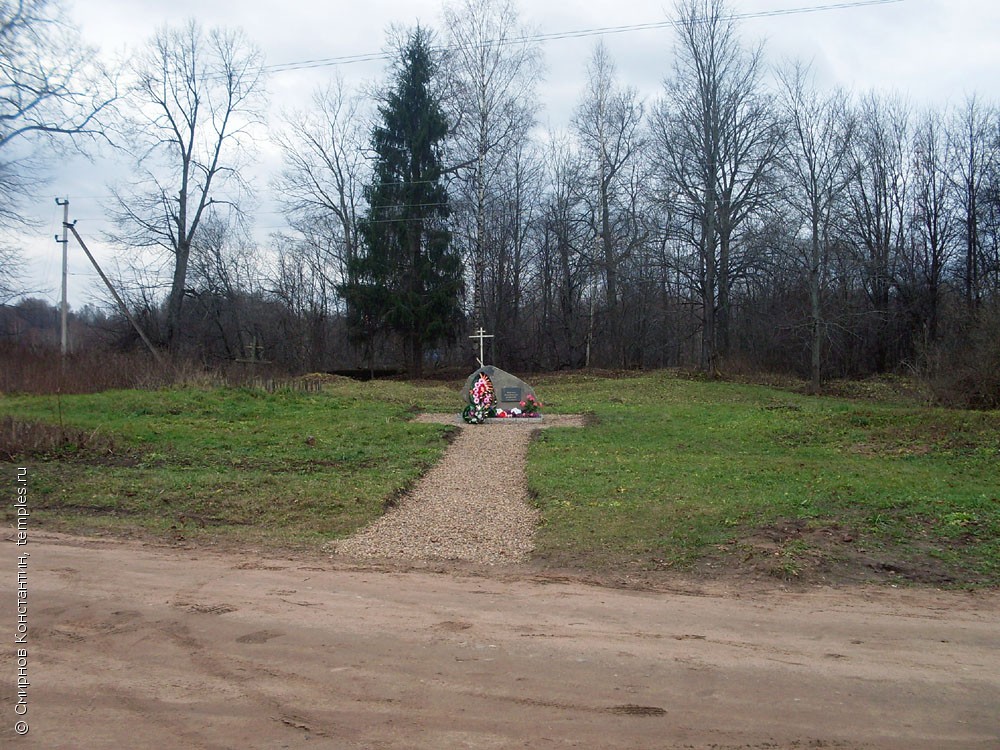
top-left (408, 333), bottom-right (424, 379)
top-left (601, 188), bottom-right (623, 365)
top-left (966, 177), bottom-right (979, 307)
top-left (809, 215), bottom-right (823, 393)
top-left (717, 226), bottom-right (731, 360)
top-left (166, 242), bottom-right (191, 350)
top-left (702, 139), bottom-right (720, 375)
top-left (701, 218), bottom-right (718, 374)
top-left (559, 232), bottom-right (577, 367)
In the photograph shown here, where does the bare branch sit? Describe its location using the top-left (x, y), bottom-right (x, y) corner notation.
top-left (107, 19), bottom-right (266, 349)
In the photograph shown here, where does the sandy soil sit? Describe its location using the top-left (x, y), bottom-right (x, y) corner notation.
top-left (2, 531), bottom-right (998, 749)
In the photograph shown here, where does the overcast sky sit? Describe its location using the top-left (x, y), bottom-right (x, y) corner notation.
top-left (17, 0), bottom-right (1000, 308)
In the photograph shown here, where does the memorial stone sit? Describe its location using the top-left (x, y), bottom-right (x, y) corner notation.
top-left (463, 366), bottom-right (539, 414)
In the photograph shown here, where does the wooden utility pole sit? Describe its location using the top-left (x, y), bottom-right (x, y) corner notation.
top-left (56, 198), bottom-right (69, 358)
top-left (64, 221), bottom-right (165, 366)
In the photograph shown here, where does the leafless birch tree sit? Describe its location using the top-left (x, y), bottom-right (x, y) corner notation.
top-left (443, 0), bottom-right (542, 331)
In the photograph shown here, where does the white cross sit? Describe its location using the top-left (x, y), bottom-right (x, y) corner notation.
top-left (469, 327), bottom-right (493, 366)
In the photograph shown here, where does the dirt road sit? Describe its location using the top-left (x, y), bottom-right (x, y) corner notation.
top-left (2, 531), bottom-right (998, 749)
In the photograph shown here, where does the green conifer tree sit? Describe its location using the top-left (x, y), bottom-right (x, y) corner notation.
top-left (342, 27), bottom-right (464, 377)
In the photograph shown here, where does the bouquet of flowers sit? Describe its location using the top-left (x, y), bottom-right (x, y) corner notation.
top-left (463, 374), bottom-right (495, 424)
top-left (519, 393), bottom-right (543, 417)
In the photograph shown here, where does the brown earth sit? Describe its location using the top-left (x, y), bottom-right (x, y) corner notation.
top-left (2, 530), bottom-right (999, 749)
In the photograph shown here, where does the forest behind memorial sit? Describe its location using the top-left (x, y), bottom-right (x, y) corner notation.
top-left (2, 0), bottom-right (999, 406)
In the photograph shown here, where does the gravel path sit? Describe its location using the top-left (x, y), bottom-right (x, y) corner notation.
top-left (334, 414), bottom-right (586, 565)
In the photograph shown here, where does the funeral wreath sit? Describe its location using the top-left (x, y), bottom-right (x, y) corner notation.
top-left (463, 373), bottom-right (495, 424)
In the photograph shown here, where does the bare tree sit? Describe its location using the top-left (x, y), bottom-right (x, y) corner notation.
top-left (653, 0), bottom-right (780, 373)
top-left (442, 0), bottom-right (542, 331)
top-left (0, 245), bottom-right (21, 303)
top-left (572, 41), bottom-right (646, 363)
top-left (501, 140), bottom-right (545, 365)
top-left (185, 213), bottom-right (262, 361)
top-left (0, 0), bottom-right (117, 299)
top-left (948, 95), bottom-right (998, 307)
top-left (108, 20), bottom-right (266, 351)
top-left (846, 93), bottom-right (910, 370)
top-left (777, 61), bottom-right (855, 391)
top-left (982, 125), bottom-right (1000, 300)
top-left (907, 107), bottom-right (955, 344)
top-left (270, 79), bottom-right (367, 370)
top-left (0, 0), bottom-right (116, 226)
top-left (468, 134), bottom-right (545, 365)
top-left (534, 130), bottom-right (592, 368)
top-left (272, 77), bottom-right (367, 300)
top-left (264, 232), bottom-right (342, 371)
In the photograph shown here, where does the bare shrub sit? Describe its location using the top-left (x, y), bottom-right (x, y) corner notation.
top-left (924, 307), bottom-right (1000, 409)
top-left (0, 416), bottom-right (119, 461)
top-left (0, 344), bottom-right (170, 394)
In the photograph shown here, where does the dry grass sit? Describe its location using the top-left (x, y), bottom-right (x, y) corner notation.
top-left (0, 343), bottom-right (332, 396)
top-left (0, 415), bottom-right (122, 461)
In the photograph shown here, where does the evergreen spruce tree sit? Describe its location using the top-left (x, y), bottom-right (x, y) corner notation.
top-left (342, 27), bottom-right (464, 377)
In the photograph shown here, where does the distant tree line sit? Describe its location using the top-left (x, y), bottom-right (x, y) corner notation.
top-left (3, 0), bottom-right (1000, 405)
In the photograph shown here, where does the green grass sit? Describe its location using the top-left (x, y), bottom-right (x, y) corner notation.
top-left (2, 370), bottom-right (998, 586)
top-left (528, 371), bottom-right (1000, 585)
top-left (0, 378), bottom-right (461, 546)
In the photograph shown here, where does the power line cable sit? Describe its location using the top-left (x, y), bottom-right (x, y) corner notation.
top-left (263, 0), bottom-right (906, 75)
top-left (51, 0), bottom-right (908, 247)
top-left (57, 0), bottom-right (907, 207)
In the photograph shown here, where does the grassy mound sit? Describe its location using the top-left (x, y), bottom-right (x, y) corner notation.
top-left (528, 371), bottom-right (999, 586)
top-left (2, 371), bottom-right (998, 586)
top-left (0, 380), bottom-right (458, 545)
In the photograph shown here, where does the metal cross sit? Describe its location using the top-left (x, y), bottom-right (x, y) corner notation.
top-left (469, 327), bottom-right (494, 366)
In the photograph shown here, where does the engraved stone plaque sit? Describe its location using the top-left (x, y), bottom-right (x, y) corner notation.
top-left (501, 386), bottom-right (522, 402)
